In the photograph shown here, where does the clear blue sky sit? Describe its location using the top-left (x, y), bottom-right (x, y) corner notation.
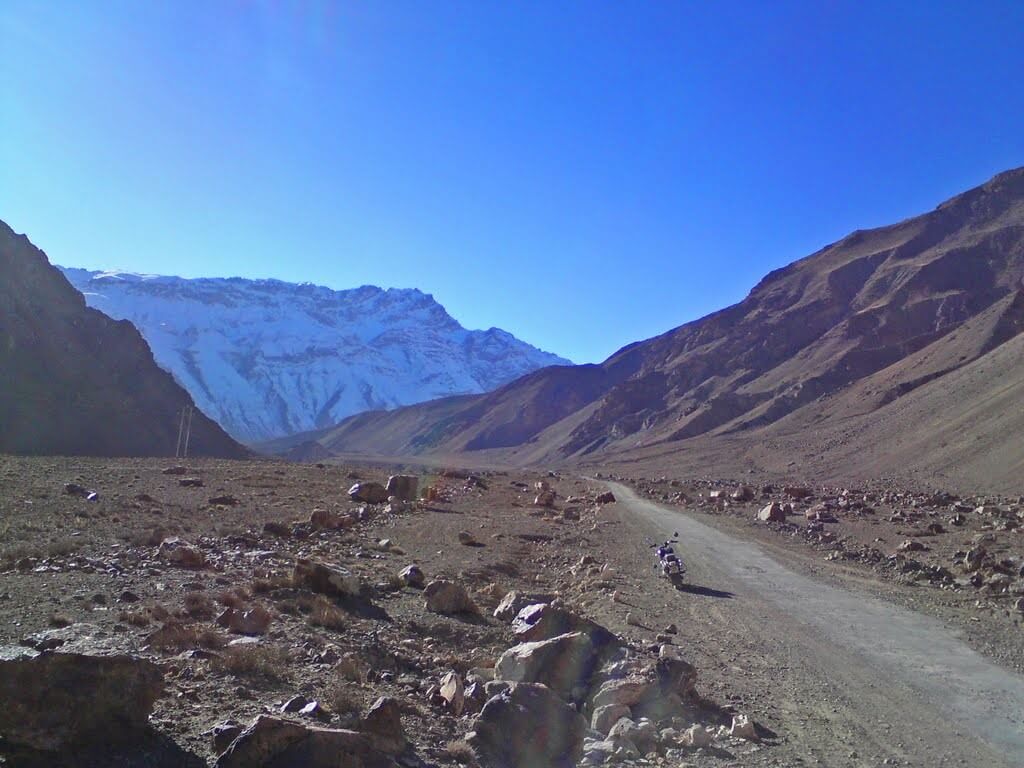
top-left (2, 2), bottom-right (1022, 363)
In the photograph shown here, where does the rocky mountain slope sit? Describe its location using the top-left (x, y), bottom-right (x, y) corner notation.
top-left (0, 221), bottom-right (246, 459)
top-left (59, 268), bottom-right (570, 443)
top-left (299, 167), bottom-right (1024, 492)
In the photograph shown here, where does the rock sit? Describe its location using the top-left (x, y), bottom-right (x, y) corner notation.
top-left (439, 670), bottom-right (465, 716)
top-left (158, 537), bottom-right (206, 568)
top-left (218, 605), bottom-right (273, 636)
top-left (463, 681), bottom-right (488, 715)
top-left (495, 632), bottom-right (602, 702)
top-left (309, 508), bottom-right (345, 530)
top-left (162, 465), bottom-right (187, 475)
top-left (208, 722), bottom-right (243, 753)
top-left (361, 696), bottom-right (406, 755)
top-left (423, 580), bottom-right (478, 615)
top-left (730, 713), bottom-right (758, 740)
top-left (757, 502), bottom-right (787, 523)
top-left (215, 715), bottom-right (395, 768)
top-left (590, 679), bottom-right (653, 710)
top-left (398, 564), bottom-right (425, 589)
top-left (731, 486), bottom-right (755, 502)
top-left (595, 491), bottom-right (616, 504)
top-left (281, 695), bottom-right (310, 713)
top-left (385, 475), bottom-right (419, 502)
top-left (0, 650), bottom-right (163, 751)
top-left (680, 724), bottom-right (713, 747)
top-left (209, 495), bottom-right (240, 506)
top-left (467, 683), bottom-right (587, 768)
top-left (655, 655), bottom-right (697, 698)
top-left (63, 483), bottom-right (98, 501)
top-left (348, 482), bottom-right (389, 505)
top-left (180, 477), bottom-right (204, 487)
top-left (458, 531), bottom-right (479, 546)
top-left (293, 558), bottom-right (362, 598)
top-left (1014, 597), bottom-right (1024, 613)
top-left (608, 717), bottom-right (656, 754)
top-left (511, 603), bottom-right (616, 646)
top-left (784, 486), bottom-right (812, 499)
top-left (493, 591), bottom-right (553, 622)
top-left (534, 490), bottom-right (556, 508)
top-left (964, 547), bottom-right (986, 572)
top-left (563, 507), bottom-right (581, 521)
top-left (263, 521), bottom-right (291, 538)
top-left (897, 539), bottom-right (926, 552)
top-left (591, 704), bottom-right (632, 734)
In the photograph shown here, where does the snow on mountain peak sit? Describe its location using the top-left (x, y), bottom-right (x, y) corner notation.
top-left (58, 267), bottom-right (571, 442)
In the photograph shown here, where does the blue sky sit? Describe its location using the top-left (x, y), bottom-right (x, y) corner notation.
top-left (2, 2), bottom-right (1022, 364)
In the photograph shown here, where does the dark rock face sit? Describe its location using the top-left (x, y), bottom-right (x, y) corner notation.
top-left (467, 683), bottom-right (587, 768)
top-left (215, 715), bottom-right (398, 768)
top-left (0, 221), bottom-right (246, 458)
top-left (0, 649), bottom-right (164, 752)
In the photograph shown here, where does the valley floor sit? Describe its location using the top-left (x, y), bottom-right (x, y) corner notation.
top-left (0, 456), bottom-right (1021, 767)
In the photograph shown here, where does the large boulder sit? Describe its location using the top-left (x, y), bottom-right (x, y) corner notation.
top-left (348, 482), bottom-right (389, 505)
top-left (589, 678), bottom-right (653, 711)
top-left (423, 580), bottom-right (478, 615)
top-left (215, 715), bottom-right (397, 768)
top-left (293, 559), bottom-right (363, 598)
top-left (385, 475), bottom-right (419, 502)
top-left (512, 603), bottom-right (616, 647)
top-left (493, 592), bottom-right (554, 622)
top-left (756, 502), bottom-right (787, 523)
top-left (360, 697), bottom-right (406, 755)
top-left (0, 649), bottom-right (163, 752)
top-left (467, 683), bottom-right (587, 768)
top-left (495, 632), bottom-right (602, 703)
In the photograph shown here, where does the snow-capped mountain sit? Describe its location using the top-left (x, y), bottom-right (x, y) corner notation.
top-left (59, 268), bottom-right (572, 443)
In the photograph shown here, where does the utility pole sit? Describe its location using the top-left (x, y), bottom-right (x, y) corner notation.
top-left (175, 407), bottom-right (187, 458)
top-left (183, 406), bottom-right (195, 458)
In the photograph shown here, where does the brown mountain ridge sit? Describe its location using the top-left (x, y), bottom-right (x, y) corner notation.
top-left (0, 220), bottom-right (246, 458)
top-left (276, 167), bottom-right (1024, 493)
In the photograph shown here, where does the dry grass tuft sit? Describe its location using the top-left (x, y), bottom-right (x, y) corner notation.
top-left (118, 610), bottom-right (151, 627)
top-left (213, 644), bottom-right (289, 681)
top-left (218, 586), bottom-right (251, 609)
top-left (183, 591), bottom-right (216, 618)
top-left (445, 740), bottom-right (477, 765)
top-left (308, 596), bottom-right (347, 631)
top-left (326, 680), bottom-right (363, 716)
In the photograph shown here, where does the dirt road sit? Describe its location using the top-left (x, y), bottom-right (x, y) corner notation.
top-left (607, 482), bottom-right (1024, 767)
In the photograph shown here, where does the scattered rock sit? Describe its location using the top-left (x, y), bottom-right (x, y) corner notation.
top-left (534, 490), bottom-right (556, 508)
top-left (680, 723), bottom-right (714, 747)
top-left (209, 494), bottom-right (240, 506)
top-left (162, 466), bottom-right (187, 475)
top-left (591, 703), bottom-right (632, 734)
top-left (424, 580), bottom-right (478, 615)
top-left (179, 477), bottom-right (204, 488)
top-left (217, 605), bottom-right (273, 635)
top-left (214, 715), bottom-right (394, 768)
top-left (511, 603), bottom-right (616, 646)
top-left (348, 482), bottom-right (389, 504)
top-left (439, 670), bottom-right (465, 716)
top-left (158, 538), bottom-right (206, 569)
top-left (63, 483), bottom-right (98, 501)
top-left (293, 558), bottom-right (363, 598)
top-left (361, 696), bottom-right (406, 755)
top-left (495, 632), bottom-right (602, 702)
top-left (595, 491), bottom-right (616, 504)
top-left (730, 713), bottom-right (758, 740)
top-left (457, 531), bottom-right (480, 546)
top-left (493, 591), bottom-right (553, 622)
top-left (467, 683), bottom-right (587, 768)
top-left (398, 564), bottom-right (425, 589)
top-left (0, 650), bottom-right (163, 752)
top-left (757, 502), bottom-right (787, 523)
top-left (385, 475), bottom-right (419, 502)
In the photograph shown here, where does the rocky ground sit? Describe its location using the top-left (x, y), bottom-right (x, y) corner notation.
top-left (1, 456), bottom-right (773, 768)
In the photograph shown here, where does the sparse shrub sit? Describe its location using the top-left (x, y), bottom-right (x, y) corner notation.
top-left (146, 621), bottom-right (201, 652)
top-left (213, 644), bottom-right (289, 681)
top-left (183, 591), bottom-right (216, 618)
top-left (48, 612), bottom-right (73, 628)
top-left (150, 604), bottom-right (171, 621)
top-left (308, 595), bottom-right (346, 631)
top-left (198, 629), bottom-right (227, 649)
top-left (326, 680), bottom-right (363, 716)
top-left (252, 573), bottom-right (294, 593)
top-left (445, 740), bottom-right (476, 765)
top-left (118, 610), bottom-right (150, 627)
top-left (218, 586), bottom-right (251, 609)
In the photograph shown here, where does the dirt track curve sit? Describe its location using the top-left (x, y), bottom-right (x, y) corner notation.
top-left (606, 482), bottom-right (1024, 768)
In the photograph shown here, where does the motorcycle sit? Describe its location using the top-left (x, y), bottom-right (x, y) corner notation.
top-left (650, 534), bottom-right (686, 583)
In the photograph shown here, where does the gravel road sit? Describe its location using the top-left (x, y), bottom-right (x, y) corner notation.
top-left (608, 482), bottom-right (1024, 767)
